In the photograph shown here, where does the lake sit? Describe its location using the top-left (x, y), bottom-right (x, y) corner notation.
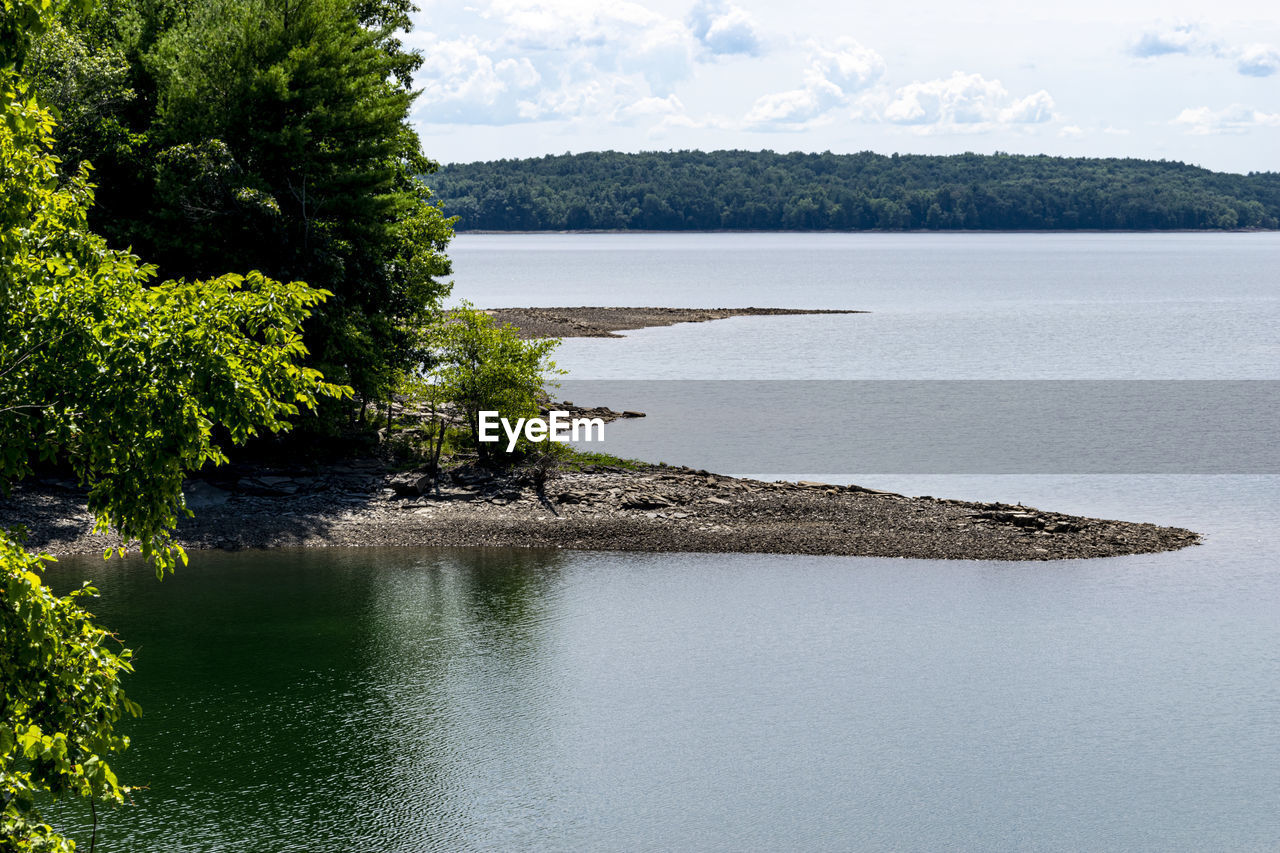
top-left (45, 233), bottom-right (1280, 850)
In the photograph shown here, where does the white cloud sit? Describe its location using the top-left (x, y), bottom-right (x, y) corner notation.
top-left (613, 94), bottom-right (687, 123)
top-left (1128, 21), bottom-right (1279, 79)
top-left (486, 0), bottom-right (680, 53)
top-left (807, 38), bottom-right (885, 92)
top-left (415, 37), bottom-right (542, 124)
top-left (487, 0), bottom-right (696, 95)
top-left (1173, 104), bottom-right (1280, 134)
top-left (744, 81), bottom-right (844, 128)
top-left (879, 72), bottom-right (1055, 130)
top-left (517, 81), bottom-right (612, 121)
top-left (411, 0), bottom-right (702, 126)
top-left (687, 0), bottom-right (765, 57)
top-left (744, 37), bottom-right (885, 130)
top-left (1128, 21), bottom-right (1202, 57)
top-left (1235, 44), bottom-right (1280, 77)
top-left (1000, 89), bottom-right (1055, 124)
top-left (1056, 124), bottom-right (1134, 139)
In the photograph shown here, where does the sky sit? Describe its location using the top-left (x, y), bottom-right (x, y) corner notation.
top-left (405, 0), bottom-right (1280, 173)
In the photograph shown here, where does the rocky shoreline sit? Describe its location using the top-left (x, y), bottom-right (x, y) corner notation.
top-left (485, 306), bottom-right (865, 338)
top-left (1, 460), bottom-right (1200, 562)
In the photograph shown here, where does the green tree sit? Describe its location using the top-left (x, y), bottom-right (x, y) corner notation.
top-left (430, 305), bottom-right (562, 462)
top-left (1, 5), bottom-right (347, 845)
top-left (27, 0), bottom-right (455, 420)
top-left (1, 539), bottom-right (137, 853)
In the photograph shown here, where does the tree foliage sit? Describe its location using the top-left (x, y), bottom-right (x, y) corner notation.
top-left (0, 72), bottom-right (346, 567)
top-left (27, 0), bottom-right (454, 412)
top-left (2, 2), bottom-right (348, 845)
top-left (428, 305), bottom-right (561, 460)
top-left (429, 149), bottom-right (1280, 232)
top-left (1, 540), bottom-right (137, 853)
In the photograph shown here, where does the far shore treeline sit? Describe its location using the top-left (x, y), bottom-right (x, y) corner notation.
top-left (430, 150), bottom-right (1280, 232)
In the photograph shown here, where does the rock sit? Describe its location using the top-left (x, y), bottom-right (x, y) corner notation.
top-left (450, 464), bottom-right (495, 486)
top-left (237, 477), bottom-right (300, 496)
top-left (388, 472), bottom-right (436, 497)
top-left (184, 481), bottom-right (231, 508)
top-left (974, 509), bottom-right (1042, 527)
top-left (705, 497), bottom-right (731, 505)
top-left (620, 492), bottom-right (674, 509)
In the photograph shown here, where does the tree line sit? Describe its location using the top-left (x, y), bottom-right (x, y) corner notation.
top-left (430, 150), bottom-right (1280, 232)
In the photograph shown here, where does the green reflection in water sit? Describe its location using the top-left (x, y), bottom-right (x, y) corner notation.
top-left (43, 547), bottom-right (567, 852)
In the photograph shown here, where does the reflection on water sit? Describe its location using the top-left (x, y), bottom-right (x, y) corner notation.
top-left (46, 548), bottom-right (570, 852)
top-left (40, 476), bottom-right (1280, 852)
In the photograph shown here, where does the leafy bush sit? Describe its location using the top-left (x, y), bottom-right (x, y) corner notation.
top-left (426, 305), bottom-right (562, 463)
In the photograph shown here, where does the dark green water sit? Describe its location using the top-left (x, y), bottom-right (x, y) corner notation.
top-left (47, 547), bottom-right (572, 851)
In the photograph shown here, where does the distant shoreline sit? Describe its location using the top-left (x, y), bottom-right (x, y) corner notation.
top-left (457, 228), bottom-right (1276, 235)
top-left (484, 306), bottom-right (866, 339)
top-left (430, 150), bottom-right (1279, 232)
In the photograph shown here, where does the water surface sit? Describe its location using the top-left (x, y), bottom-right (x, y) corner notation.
top-left (450, 232), bottom-right (1280, 379)
top-left (44, 232), bottom-right (1280, 850)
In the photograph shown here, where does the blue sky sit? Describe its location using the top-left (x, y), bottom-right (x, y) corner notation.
top-left (406, 0), bottom-right (1280, 173)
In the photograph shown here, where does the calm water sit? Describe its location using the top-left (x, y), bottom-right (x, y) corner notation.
top-left (450, 232), bottom-right (1280, 379)
top-left (44, 233), bottom-right (1280, 850)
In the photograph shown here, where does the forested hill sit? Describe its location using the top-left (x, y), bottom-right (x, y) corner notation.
top-left (428, 150), bottom-right (1280, 232)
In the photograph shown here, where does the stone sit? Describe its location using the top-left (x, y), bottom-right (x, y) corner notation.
top-left (237, 477), bottom-right (300, 496)
top-left (450, 465), bottom-right (495, 485)
top-left (621, 492), bottom-right (674, 509)
top-left (183, 481), bottom-right (231, 509)
top-left (388, 472), bottom-right (435, 497)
